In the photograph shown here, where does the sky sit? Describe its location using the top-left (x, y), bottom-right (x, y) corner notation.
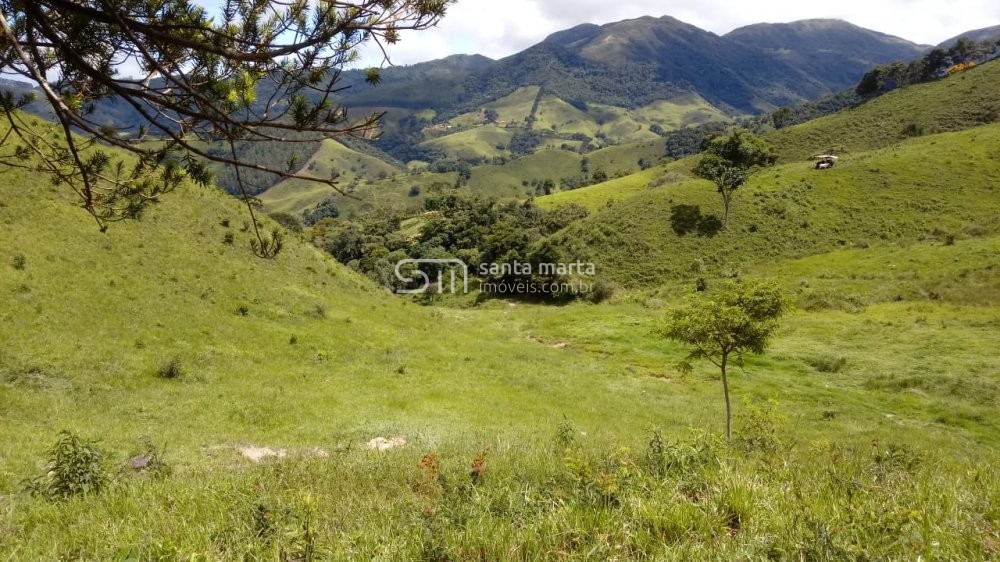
top-left (359, 0), bottom-right (1000, 66)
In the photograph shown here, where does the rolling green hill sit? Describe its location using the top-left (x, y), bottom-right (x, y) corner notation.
top-left (767, 58), bottom-right (1000, 161)
top-left (417, 124), bottom-right (514, 160)
top-left (545, 124), bottom-right (1000, 286)
top-left (2, 107), bottom-right (999, 557)
top-left (265, 137), bottom-right (678, 219)
top-left (257, 139), bottom-right (404, 215)
top-left (540, 59), bottom-right (1000, 213)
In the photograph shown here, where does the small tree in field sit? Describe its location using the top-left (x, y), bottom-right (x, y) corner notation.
top-left (693, 130), bottom-right (776, 228)
top-left (663, 279), bottom-right (786, 440)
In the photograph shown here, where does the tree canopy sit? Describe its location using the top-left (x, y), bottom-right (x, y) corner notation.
top-left (693, 129), bottom-right (776, 228)
top-left (0, 0), bottom-right (452, 256)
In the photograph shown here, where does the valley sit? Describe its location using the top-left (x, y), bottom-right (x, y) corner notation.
top-left (1, 7), bottom-right (999, 560)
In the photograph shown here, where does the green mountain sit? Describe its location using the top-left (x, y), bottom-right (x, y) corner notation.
top-left (726, 19), bottom-right (931, 89)
top-left (345, 16), bottom-right (927, 117)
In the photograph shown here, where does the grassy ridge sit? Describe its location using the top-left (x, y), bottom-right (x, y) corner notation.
top-left (767, 59), bottom-right (1000, 161)
top-left (546, 124), bottom-right (1000, 285)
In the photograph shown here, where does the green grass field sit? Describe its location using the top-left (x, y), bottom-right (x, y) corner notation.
top-left (1, 59), bottom-right (999, 560)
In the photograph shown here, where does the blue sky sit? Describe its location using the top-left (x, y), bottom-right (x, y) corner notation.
top-left (357, 0), bottom-right (1000, 66)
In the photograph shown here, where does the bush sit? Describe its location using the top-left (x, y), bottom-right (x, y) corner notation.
top-left (805, 354), bottom-right (848, 374)
top-left (268, 212), bottom-right (302, 233)
top-left (156, 356), bottom-right (184, 379)
top-left (901, 122), bottom-right (924, 137)
top-left (12, 253), bottom-right (26, 270)
top-left (24, 431), bottom-right (106, 500)
top-left (585, 279), bottom-right (616, 304)
top-left (736, 400), bottom-right (786, 454)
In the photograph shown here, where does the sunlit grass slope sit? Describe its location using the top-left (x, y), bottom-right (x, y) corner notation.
top-left (259, 139), bottom-right (402, 214)
top-left (767, 58), bottom-right (1000, 161)
top-left (546, 124), bottom-right (1000, 285)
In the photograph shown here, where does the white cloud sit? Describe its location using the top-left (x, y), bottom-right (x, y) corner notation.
top-left (358, 0), bottom-right (1000, 67)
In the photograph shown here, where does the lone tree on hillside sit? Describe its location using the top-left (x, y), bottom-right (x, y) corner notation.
top-left (663, 279), bottom-right (786, 440)
top-left (693, 130), bottom-right (776, 228)
top-left (0, 0), bottom-right (452, 256)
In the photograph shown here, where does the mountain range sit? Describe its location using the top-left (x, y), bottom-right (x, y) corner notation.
top-left (340, 17), bottom-right (929, 115)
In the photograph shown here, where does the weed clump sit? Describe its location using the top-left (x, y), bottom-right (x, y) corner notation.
top-left (156, 356), bottom-right (184, 379)
top-left (24, 431), bottom-right (106, 500)
top-left (805, 354), bottom-right (849, 373)
top-left (554, 418), bottom-right (577, 450)
top-left (585, 279), bottom-right (615, 303)
top-left (12, 253), bottom-right (26, 270)
top-left (735, 400), bottom-right (786, 454)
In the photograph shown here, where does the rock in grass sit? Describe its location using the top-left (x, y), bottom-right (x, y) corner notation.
top-left (366, 437), bottom-right (406, 451)
top-left (127, 455), bottom-right (151, 471)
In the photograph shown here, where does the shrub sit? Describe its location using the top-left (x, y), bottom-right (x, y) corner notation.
top-left (902, 122), bottom-right (924, 137)
top-left (156, 356), bottom-right (184, 379)
top-left (585, 279), bottom-right (615, 304)
top-left (12, 253), bottom-right (26, 270)
top-left (735, 400), bottom-right (786, 454)
top-left (24, 431), bottom-right (106, 500)
top-left (555, 419), bottom-right (577, 450)
top-left (268, 212), bottom-right (302, 233)
top-left (805, 354), bottom-right (848, 374)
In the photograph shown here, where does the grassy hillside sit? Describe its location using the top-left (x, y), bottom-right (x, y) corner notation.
top-left (449, 86), bottom-right (540, 127)
top-left (258, 139), bottom-right (403, 215)
top-left (547, 124), bottom-right (1000, 285)
top-left (418, 125), bottom-right (514, 160)
top-left (767, 59), bottom-right (1000, 161)
top-left (539, 157), bottom-right (694, 211)
top-left (268, 136), bottom-right (680, 218)
top-left (2, 117), bottom-right (999, 558)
